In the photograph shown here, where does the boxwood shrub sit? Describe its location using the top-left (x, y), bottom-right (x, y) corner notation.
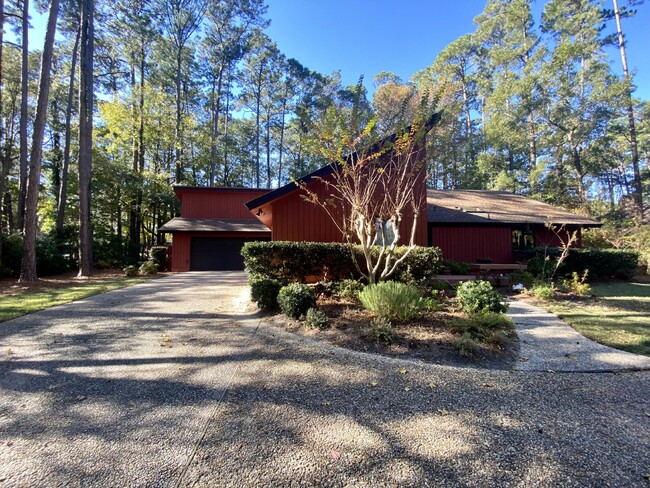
top-left (241, 241), bottom-right (442, 284)
top-left (277, 283), bottom-right (315, 318)
top-left (456, 280), bottom-right (508, 314)
top-left (250, 278), bottom-right (282, 311)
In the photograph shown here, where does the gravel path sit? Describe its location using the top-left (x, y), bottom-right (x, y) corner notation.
top-left (1, 272), bottom-right (649, 487)
top-left (508, 299), bottom-right (650, 372)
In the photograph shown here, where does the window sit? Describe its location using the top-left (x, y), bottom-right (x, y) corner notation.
top-left (512, 228), bottom-right (535, 250)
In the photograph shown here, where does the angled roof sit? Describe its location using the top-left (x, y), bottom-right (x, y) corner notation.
top-left (159, 218), bottom-right (271, 233)
top-left (427, 190), bottom-right (601, 227)
top-left (245, 112), bottom-right (442, 212)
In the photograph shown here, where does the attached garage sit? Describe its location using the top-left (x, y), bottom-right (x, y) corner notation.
top-left (159, 217), bottom-right (271, 272)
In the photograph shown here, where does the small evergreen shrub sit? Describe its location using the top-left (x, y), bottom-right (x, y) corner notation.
top-left (138, 260), bottom-right (158, 275)
top-left (277, 283), bottom-right (315, 319)
top-left (304, 308), bottom-right (329, 329)
top-left (149, 246), bottom-right (168, 270)
top-left (250, 278), bottom-right (282, 311)
top-left (369, 316), bottom-right (394, 343)
top-left (359, 281), bottom-right (422, 322)
top-left (456, 280), bottom-right (507, 314)
top-left (124, 265), bottom-right (138, 277)
top-left (530, 281), bottom-right (555, 300)
top-left (452, 332), bottom-right (478, 357)
top-left (335, 279), bottom-right (364, 301)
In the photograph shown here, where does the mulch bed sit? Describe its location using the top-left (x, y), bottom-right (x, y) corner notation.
top-left (266, 298), bottom-right (519, 370)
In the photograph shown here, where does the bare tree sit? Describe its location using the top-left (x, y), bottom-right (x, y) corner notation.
top-left (19, 0), bottom-right (61, 282)
top-left (301, 106), bottom-right (439, 284)
top-left (77, 0), bottom-right (94, 277)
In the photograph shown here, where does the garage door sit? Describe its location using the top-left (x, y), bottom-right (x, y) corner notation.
top-left (190, 237), bottom-right (267, 271)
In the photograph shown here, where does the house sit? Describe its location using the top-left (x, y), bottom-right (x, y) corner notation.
top-left (161, 115), bottom-right (600, 271)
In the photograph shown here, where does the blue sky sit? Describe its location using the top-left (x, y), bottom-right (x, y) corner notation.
top-left (266, 0), bottom-right (650, 100)
top-left (18, 0), bottom-right (650, 100)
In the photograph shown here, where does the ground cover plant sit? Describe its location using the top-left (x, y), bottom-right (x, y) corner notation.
top-left (525, 281), bottom-right (650, 356)
top-left (0, 270), bottom-right (161, 322)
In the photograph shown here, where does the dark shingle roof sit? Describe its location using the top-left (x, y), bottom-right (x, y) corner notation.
top-left (159, 218), bottom-right (271, 233)
top-left (427, 190), bottom-right (601, 227)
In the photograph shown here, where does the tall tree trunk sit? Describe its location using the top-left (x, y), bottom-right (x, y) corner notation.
top-left (255, 76), bottom-right (261, 188)
top-left (174, 47), bottom-right (182, 183)
top-left (612, 0), bottom-right (642, 219)
top-left (209, 65), bottom-right (224, 186)
top-left (222, 89), bottom-right (230, 185)
top-left (277, 89), bottom-right (287, 188)
top-left (55, 24), bottom-right (80, 232)
top-left (128, 63), bottom-right (140, 260)
top-left (78, 0), bottom-right (94, 277)
top-left (0, 0), bottom-right (5, 250)
top-left (19, 0), bottom-right (60, 282)
top-left (17, 0), bottom-right (28, 232)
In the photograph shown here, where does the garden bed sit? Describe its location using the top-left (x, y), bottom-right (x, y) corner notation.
top-left (265, 297), bottom-right (519, 370)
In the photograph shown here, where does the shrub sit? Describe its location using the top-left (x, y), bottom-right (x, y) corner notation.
top-left (250, 278), bottom-right (282, 311)
top-left (304, 308), bottom-right (329, 329)
top-left (530, 281), bottom-right (555, 300)
top-left (524, 247), bottom-right (638, 281)
top-left (277, 283), bottom-right (315, 319)
top-left (241, 241), bottom-right (442, 284)
top-left (124, 265), bottom-right (138, 277)
top-left (456, 280), bottom-right (507, 314)
top-left (441, 260), bottom-right (472, 275)
top-left (369, 316), bottom-right (394, 343)
top-left (450, 312), bottom-right (514, 353)
top-left (138, 260), bottom-right (158, 275)
top-left (559, 271), bottom-right (592, 296)
top-left (359, 281), bottom-right (422, 322)
top-left (149, 246), bottom-right (168, 270)
top-left (335, 279), bottom-right (364, 301)
top-left (452, 332), bottom-right (478, 357)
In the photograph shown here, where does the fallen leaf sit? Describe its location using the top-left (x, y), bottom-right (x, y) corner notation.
top-left (429, 383), bottom-right (437, 389)
top-left (75, 395), bottom-right (87, 402)
top-left (404, 386), bottom-right (411, 392)
top-left (161, 337), bottom-right (171, 343)
top-left (330, 450), bottom-right (340, 461)
top-left (6, 348), bottom-right (13, 356)
top-left (6, 440), bottom-right (14, 447)
top-left (565, 354), bottom-right (576, 360)
top-left (519, 356), bottom-right (529, 362)
top-left (483, 383), bottom-right (494, 388)
top-left (399, 368), bottom-right (408, 375)
top-left (437, 408), bottom-right (450, 416)
top-left (370, 381), bottom-right (378, 388)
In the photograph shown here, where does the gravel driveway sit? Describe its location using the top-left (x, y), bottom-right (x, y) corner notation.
top-left (1, 272), bottom-right (649, 487)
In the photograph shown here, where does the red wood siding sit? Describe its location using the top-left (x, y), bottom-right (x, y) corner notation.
top-left (268, 162), bottom-right (428, 246)
top-left (535, 227), bottom-right (583, 248)
top-left (169, 231), bottom-right (271, 272)
top-left (430, 226), bottom-right (513, 263)
top-left (178, 188), bottom-right (268, 219)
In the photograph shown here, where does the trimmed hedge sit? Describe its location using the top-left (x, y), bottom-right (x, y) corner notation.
top-left (523, 247), bottom-right (639, 281)
top-left (241, 241), bottom-right (443, 284)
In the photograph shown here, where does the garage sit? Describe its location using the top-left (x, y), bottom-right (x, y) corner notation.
top-left (189, 236), bottom-right (269, 271)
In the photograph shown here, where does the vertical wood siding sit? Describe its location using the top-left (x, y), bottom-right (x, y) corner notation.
top-left (535, 227), bottom-right (583, 248)
top-left (179, 188), bottom-right (268, 219)
top-left (430, 226), bottom-right (513, 263)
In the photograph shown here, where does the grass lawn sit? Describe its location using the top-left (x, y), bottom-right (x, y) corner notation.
top-left (540, 282), bottom-right (650, 356)
top-left (0, 272), bottom-right (162, 322)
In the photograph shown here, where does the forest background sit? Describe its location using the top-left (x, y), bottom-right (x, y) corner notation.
top-left (0, 0), bottom-right (648, 280)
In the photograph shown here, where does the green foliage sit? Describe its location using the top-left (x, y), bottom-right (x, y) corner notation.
top-left (277, 283), bottom-right (315, 319)
top-left (450, 312), bottom-right (514, 355)
top-left (441, 260), bottom-right (472, 275)
top-left (508, 270), bottom-right (535, 289)
top-left (456, 280), bottom-right (507, 314)
top-left (452, 332), bottom-right (478, 357)
top-left (250, 278), bottom-right (282, 311)
top-left (369, 316), bottom-right (394, 344)
top-left (138, 260), bottom-right (158, 275)
top-left (149, 246), bottom-right (168, 270)
top-left (524, 247), bottom-right (639, 281)
top-left (304, 308), bottom-right (330, 330)
top-left (0, 232), bottom-right (77, 277)
top-left (124, 265), bottom-right (138, 277)
top-left (530, 281), bottom-right (555, 300)
top-left (335, 279), bottom-right (364, 301)
top-left (421, 295), bottom-right (444, 312)
top-left (241, 241), bottom-right (442, 284)
top-left (358, 281), bottom-right (422, 322)
top-left (559, 271), bottom-right (592, 297)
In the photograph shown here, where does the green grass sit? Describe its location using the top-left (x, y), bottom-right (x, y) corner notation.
top-left (542, 282), bottom-right (650, 356)
top-left (0, 276), bottom-right (158, 322)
